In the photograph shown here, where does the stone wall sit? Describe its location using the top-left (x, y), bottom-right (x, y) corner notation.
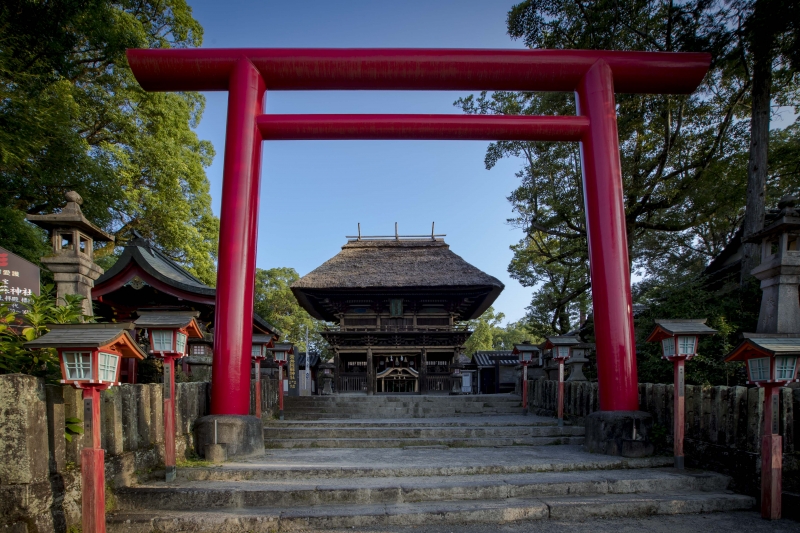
top-left (0, 374), bottom-right (279, 533)
top-left (527, 378), bottom-right (800, 494)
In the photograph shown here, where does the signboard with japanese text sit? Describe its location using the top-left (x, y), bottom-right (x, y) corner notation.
top-left (0, 246), bottom-right (40, 319)
top-left (287, 350), bottom-right (299, 396)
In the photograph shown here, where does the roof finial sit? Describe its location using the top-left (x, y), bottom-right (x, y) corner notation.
top-left (431, 222), bottom-right (435, 240)
top-left (357, 222), bottom-right (361, 241)
top-left (395, 222), bottom-right (399, 241)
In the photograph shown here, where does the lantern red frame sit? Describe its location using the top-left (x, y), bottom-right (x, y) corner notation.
top-left (127, 48), bottom-right (710, 416)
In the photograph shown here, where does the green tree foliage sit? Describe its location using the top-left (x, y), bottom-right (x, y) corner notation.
top-left (0, 0), bottom-right (218, 284)
top-left (0, 285), bottom-right (89, 382)
top-left (462, 307), bottom-right (538, 355)
top-left (633, 278), bottom-right (759, 386)
top-left (253, 267), bottom-right (331, 356)
top-left (457, 0), bottom-right (799, 341)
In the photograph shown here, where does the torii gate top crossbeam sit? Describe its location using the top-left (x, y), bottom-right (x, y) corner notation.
top-left (126, 48), bottom-right (709, 94)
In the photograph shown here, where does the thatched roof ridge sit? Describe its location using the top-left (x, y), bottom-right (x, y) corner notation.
top-left (292, 239), bottom-right (504, 290)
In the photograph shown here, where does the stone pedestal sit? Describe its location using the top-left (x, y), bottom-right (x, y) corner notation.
top-left (566, 354), bottom-right (589, 382)
top-left (194, 415), bottom-right (264, 459)
top-left (584, 411), bottom-right (654, 457)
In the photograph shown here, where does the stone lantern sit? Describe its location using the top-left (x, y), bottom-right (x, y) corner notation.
top-left (318, 362), bottom-right (335, 395)
top-left (27, 191), bottom-right (114, 317)
top-left (566, 341), bottom-right (594, 382)
top-left (746, 195), bottom-right (800, 334)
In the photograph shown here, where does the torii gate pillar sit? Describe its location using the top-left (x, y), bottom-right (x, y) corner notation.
top-left (127, 48), bottom-right (709, 457)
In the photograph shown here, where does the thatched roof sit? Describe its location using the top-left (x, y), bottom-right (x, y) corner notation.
top-left (292, 239), bottom-right (504, 290)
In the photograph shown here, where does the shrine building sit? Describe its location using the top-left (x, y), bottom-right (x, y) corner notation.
top-left (291, 235), bottom-right (503, 394)
top-left (91, 232), bottom-right (280, 382)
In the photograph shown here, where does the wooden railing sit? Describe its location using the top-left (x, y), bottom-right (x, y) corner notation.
top-left (426, 374), bottom-right (453, 393)
top-left (338, 373), bottom-right (367, 393)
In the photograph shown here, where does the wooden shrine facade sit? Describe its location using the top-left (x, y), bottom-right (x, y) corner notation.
top-left (291, 236), bottom-right (503, 395)
top-left (91, 232), bottom-right (280, 382)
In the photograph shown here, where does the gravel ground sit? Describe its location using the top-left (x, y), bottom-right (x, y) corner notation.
top-left (298, 512), bottom-right (799, 533)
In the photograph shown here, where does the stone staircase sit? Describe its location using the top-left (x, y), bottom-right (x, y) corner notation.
top-left (265, 418), bottom-right (585, 448)
top-left (108, 446), bottom-right (753, 531)
top-left (281, 394), bottom-right (524, 419)
top-left (105, 395), bottom-right (755, 531)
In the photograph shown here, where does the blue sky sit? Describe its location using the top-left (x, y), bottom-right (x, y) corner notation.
top-left (187, 0), bottom-right (532, 324)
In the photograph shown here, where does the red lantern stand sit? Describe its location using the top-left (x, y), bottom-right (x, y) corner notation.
top-left (646, 319), bottom-right (716, 470)
top-left (25, 325), bottom-right (145, 533)
top-left (543, 337), bottom-right (579, 427)
top-left (135, 312), bottom-right (203, 482)
top-left (272, 343), bottom-right (294, 420)
top-left (724, 335), bottom-right (800, 520)
top-left (252, 335), bottom-right (275, 419)
top-left (512, 342), bottom-right (539, 415)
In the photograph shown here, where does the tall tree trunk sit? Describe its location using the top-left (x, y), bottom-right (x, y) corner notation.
top-left (741, 13), bottom-right (773, 282)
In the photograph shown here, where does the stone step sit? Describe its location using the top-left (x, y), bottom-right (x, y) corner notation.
top-left (266, 418), bottom-right (560, 428)
top-left (284, 394), bottom-right (521, 403)
top-left (115, 468), bottom-right (733, 511)
top-left (175, 448), bottom-right (674, 481)
top-left (264, 435), bottom-right (586, 448)
top-left (108, 491), bottom-right (754, 532)
top-left (283, 406), bottom-right (521, 413)
top-left (266, 425), bottom-right (584, 439)
top-left (283, 412), bottom-right (522, 420)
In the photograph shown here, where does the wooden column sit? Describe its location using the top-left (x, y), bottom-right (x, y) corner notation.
top-left (333, 349), bottom-right (340, 394)
top-left (420, 348), bottom-right (428, 394)
top-left (367, 347), bottom-right (374, 395)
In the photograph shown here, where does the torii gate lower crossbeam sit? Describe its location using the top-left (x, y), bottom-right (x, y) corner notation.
top-left (127, 49), bottom-right (710, 432)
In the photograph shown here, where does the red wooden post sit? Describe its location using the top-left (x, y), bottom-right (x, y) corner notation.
top-left (163, 355), bottom-right (177, 482)
top-left (761, 385), bottom-right (782, 520)
top-left (575, 60), bottom-right (638, 412)
top-left (673, 357), bottom-right (686, 469)
top-left (254, 359), bottom-right (262, 420)
top-left (126, 48), bottom-right (710, 417)
top-left (557, 361), bottom-right (565, 427)
top-left (211, 57), bottom-right (265, 416)
top-left (82, 387), bottom-right (106, 533)
top-left (521, 362), bottom-right (529, 415)
top-left (278, 362), bottom-right (285, 420)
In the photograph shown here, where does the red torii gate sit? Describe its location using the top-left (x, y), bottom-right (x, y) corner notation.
top-left (127, 48), bottom-right (710, 419)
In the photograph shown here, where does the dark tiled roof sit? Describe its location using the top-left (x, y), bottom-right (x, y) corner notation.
top-left (741, 337), bottom-right (800, 354)
top-left (252, 334), bottom-right (274, 345)
top-left (473, 351), bottom-right (518, 367)
top-left (25, 325), bottom-right (147, 359)
top-left (96, 234), bottom-right (213, 296)
top-left (297, 352), bottom-right (321, 367)
top-left (545, 336), bottom-right (581, 348)
top-left (95, 233), bottom-right (281, 336)
top-left (654, 319), bottom-right (717, 335)
top-left (134, 311), bottom-right (199, 329)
